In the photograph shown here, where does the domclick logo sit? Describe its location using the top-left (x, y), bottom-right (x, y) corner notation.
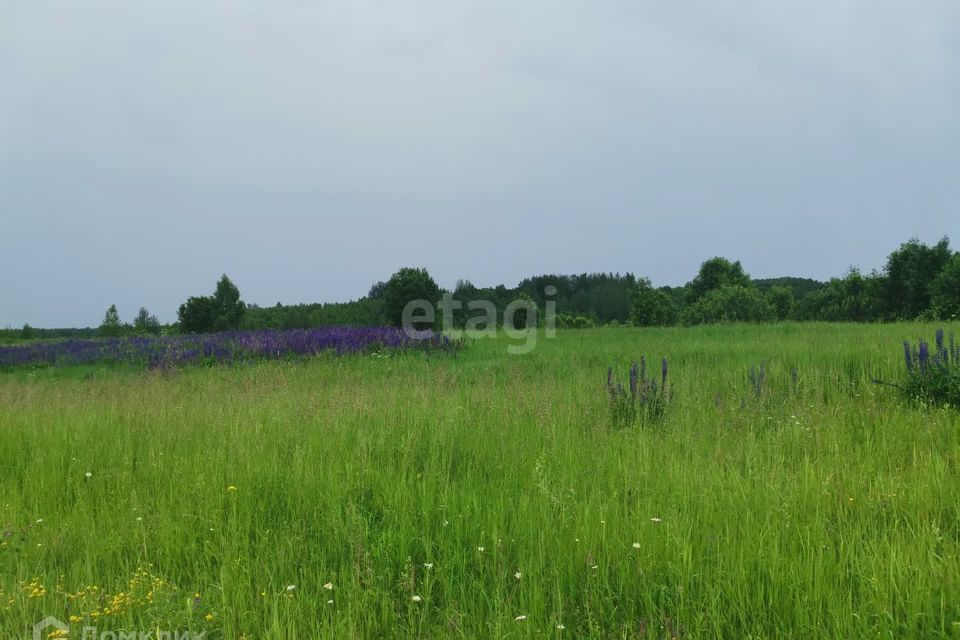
top-left (33, 616), bottom-right (68, 640)
top-left (402, 285), bottom-right (558, 355)
top-left (31, 616), bottom-right (207, 640)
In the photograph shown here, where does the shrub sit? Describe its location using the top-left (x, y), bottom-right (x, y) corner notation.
top-left (631, 278), bottom-right (677, 326)
top-left (571, 316), bottom-right (596, 329)
top-left (680, 285), bottom-right (775, 325)
top-left (931, 254), bottom-right (960, 320)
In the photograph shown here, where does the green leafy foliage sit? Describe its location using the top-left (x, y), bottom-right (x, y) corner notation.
top-left (681, 285), bottom-right (775, 325)
top-left (98, 304), bottom-right (124, 337)
top-left (178, 275), bottom-right (246, 334)
top-left (898, 330), bottom-right (960, 408)
top-left (383, 267), bottom-right (442, 329)
top-left (133, 307), bottom-right (161, 335)
top-left (765, 286), bottom-right (794, 321)
top-left (930, 254), bottom-right (960, 320)
top-left (686, 257), bottom-right (752, 303)
top-left (630, 278), bottom-right (677, 326)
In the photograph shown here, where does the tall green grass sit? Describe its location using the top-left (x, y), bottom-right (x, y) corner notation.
top-left (1, 324), bottom-right (958, 638)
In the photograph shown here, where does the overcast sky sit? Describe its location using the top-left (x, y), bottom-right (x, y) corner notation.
top-left (2, 0), bottom-right (958, 327)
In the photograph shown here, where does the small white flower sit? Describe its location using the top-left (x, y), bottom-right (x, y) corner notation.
top-left (327, 599), bottom-right (334, 605)
top-left (557, 624), bottom-right (566, 630)
top-left (285, 585), bottom-right (296, 591)
top-left (591, 565), bottom-right (599, 570)
top-left (423, 563), bottom-right (433, 570)
top-left (650, 517), bottom-right (662, 523)
top-left (323, 582), bottom-right (334, 590)
top-left (136, 517), bottom-right (143, 522)
top-left (443, 520), bottom-right (449, 527)
top-left (632, 542), bottom-right (641, 549)
top-left (85, 472), bottom-right (93, 479)
top-left (411, 595), bottom-right (422, 602)
top-left (477, 546), bottom-right (485, 553)
top-left (35, 519), bottom-right (43, 524)
top-left (514, 615), bottom-right (527, 622)
top-left (514, 571), bottom-right (522, 580)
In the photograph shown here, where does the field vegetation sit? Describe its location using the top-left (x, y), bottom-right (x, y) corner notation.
top-left (1, 324), bottom-right (958, 638)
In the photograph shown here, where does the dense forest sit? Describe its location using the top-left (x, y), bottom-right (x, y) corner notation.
top-left (4, 236), bottom-right (958, 341)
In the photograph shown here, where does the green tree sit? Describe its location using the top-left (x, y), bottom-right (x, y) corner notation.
top-left (178, 275), bottom-right (246, 334)
top-left (20, 324), bottom-right (36, 340)
top-left (367, 281), bottom-right (388, 300)
top-left (383, 268), bottom-right (441, 329)
top-left (686, 258), bottom-right (752, 303)
top-left (212, 274), bottom-right (245, 330)
top-left (930, 253), bottom-right (960, 320)
top-left (133, 307), bottom-right (161, 334)
top-left (177, 296), bottom-right (217, 334)
top-left (881, 237), bottom-right (952, 319)
top-left (98, 304), bottom-right (124, 337)
top-left (765, 285), bottom-right (795, 321)
top-left (681, 285), bottom-right (775, 325)
top-left (630, 278), bottom-right (677, 326)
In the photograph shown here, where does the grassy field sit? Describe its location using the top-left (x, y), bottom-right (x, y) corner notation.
top-left (1, 324), bottom-right (958, 639)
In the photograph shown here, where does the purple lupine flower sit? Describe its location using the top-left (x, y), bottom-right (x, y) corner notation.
top-left (607, 366), bottom-right (613, 391)
top-left (918, 339), bottom-right (930, 371)
top-left (936, 329), bottom-right (944, 352)
top-left (629, 363), bottom-right (638, 400)
top-left (903, 341), bottom-right (913, 372)
top-left (0, 327), bottom-right (456, 369)
top-left (790, 367), bottom-right (799, 390)
top-left (661, 356), bottom-right (668, 387)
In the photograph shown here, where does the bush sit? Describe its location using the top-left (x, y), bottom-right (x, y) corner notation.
top-left (931, 254), bottom-right (960, 320)
top-left (680, 285), bottom-right (775, 325)
top-left (571, 316), bottom-right (596, 330)
top-left (631, 278), bottom-right (677, 326)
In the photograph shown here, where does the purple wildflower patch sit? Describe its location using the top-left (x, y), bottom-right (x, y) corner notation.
top-left (0, 327), bottom-right (458, 370)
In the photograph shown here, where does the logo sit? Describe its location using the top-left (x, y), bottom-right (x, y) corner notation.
top-left (33, 616), bottom-right (68, 640)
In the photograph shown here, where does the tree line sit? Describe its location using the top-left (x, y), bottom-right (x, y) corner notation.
top-left (5, 236), bottom-right (958, 341)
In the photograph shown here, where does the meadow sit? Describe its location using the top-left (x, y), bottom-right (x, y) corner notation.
top-left (1, 323), bottom-right (958, 639)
